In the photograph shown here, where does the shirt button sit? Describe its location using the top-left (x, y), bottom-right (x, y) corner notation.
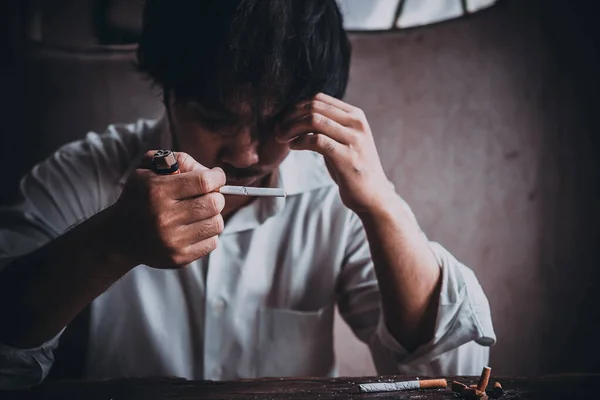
top-left (212, 299), bottom-right (226, 314)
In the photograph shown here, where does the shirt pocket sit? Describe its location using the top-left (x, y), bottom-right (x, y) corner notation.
top-left (256, 304), bottom-right (335, 378)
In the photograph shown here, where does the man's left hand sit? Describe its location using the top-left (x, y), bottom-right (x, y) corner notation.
top-left (276, 92), bottom-right (394, 214)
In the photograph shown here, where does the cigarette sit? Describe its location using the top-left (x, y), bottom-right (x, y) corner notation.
top-left (359, 378), bottom-right (447, 393)
top-left (477, 366), bottom-right (492, 391)
top-left (218, 185), bottom-right (286, 197)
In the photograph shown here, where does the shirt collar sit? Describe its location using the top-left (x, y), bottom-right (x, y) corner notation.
top-left (278, 150), bottom-right (335, 196)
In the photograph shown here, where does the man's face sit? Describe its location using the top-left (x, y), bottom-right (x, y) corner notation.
top-left (169, 95), bottom-right (291, 187)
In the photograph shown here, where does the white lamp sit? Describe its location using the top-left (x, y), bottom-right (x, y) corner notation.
top-left (338, 0), bottom-right (499, 31)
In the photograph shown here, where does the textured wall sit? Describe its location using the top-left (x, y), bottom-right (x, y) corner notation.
top-left (2, 0), bottom-right (600, 377)
top-left (336, 0), bottom-right (600, 376)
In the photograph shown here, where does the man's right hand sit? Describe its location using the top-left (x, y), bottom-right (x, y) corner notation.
top-left (0, 151), bottom-right (226, 350)
top-left (109, 151), bottom-right (226, 269)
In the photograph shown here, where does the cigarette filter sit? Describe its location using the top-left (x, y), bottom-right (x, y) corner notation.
top-left (477, 366), bottom-right (492, 392)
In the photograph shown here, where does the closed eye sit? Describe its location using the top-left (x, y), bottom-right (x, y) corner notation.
top-left (199, 117), bottom-right (242, 138)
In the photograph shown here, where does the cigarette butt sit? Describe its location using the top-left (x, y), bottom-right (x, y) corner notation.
top-left (477, 366), bottom-right (492, 392)
top-left (451, 381), bottom-right (468, 393)
top-left (488, 382), bottom-right (503, 399)
top-left (463, 387), bottom-right (489, 400)
top-left (358, 378), bottom-right (446, 393)
top-left (419, 379), bottom-right (447, 389)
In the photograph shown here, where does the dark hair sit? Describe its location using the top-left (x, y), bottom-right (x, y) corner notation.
top-left (136, 0), bottom-right (351, 119)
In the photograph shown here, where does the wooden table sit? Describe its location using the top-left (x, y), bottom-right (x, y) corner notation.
top-left (3, 374), bottom-right (598, 399)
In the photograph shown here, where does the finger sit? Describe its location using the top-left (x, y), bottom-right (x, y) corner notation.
top-left (163, 167), bottom-right (226, 200)
top-left (289, 133), bottom-right (343, 158)
top-left (174, 192), bottom-right (225, 224)
top-left (281, 100), bottom-right (354, 127)
top-left (276, 113), bottom-right (350, 145)
top-left (172, 167), bottom-right (226, 200)
top-left (181, 235), bottom-right (220, 263)
top-left (140, 151), bottom-right (207, 173)
top-left (179, 214), bottom-right (225, 244)
top-left (315, 92), bottom-right (357, 113)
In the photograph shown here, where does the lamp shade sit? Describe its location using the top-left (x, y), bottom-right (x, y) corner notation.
top-left (338, 0), bottom-right (499, 31)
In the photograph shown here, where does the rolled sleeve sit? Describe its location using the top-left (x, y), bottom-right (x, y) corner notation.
top-left (0, 330), bottom-right (62, 390)
top-left (337, 194), bottom-right (495, 376)
top-left (370, 242), bottom-right (495, 375)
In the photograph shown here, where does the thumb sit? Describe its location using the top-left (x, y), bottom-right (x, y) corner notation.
top-left (140, 150), bottom-right (208, 173)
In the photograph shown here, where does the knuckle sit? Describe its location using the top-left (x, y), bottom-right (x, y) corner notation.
top-left (352, 106), bottom-right (365, 118)
top-left (311, 100), bottom-right (323, 111)
top-left (204, 194), bottom-right (219, 214)
top-left (355, 118), bottom-right (369, 131)
top-left (206, 236), bottom-right (219, 252)
top-left (156, 227), bottom-right (172, 247)
top-left (195, 237), bottom-right (218, 259)
top-left (201, 193), bottom-right (218, 214)
top-left (303, 101), bottom-right (316, 111)
top-left (212, 214), bottom-right (225, 234)
top-left (155, 213), bottom-right (170, 231)
top-left (315, 135), bottom-right (335, 153)
top-left (320, 102), bottom-right (335, 113)
top-left (206, 192), bottom-right (225, 213)
top-left (213, 168), bottom-right (226, 185)
top-left (310, 113), bottom-right (323, 126)
top-left (198, 173), bottom-right (212, 193)
top-left (324, 141), bottom-right (336, 153)
top-left (162, 238), bottom-right (180, 260)
top-left (170, 252), bottom-right (188, 267)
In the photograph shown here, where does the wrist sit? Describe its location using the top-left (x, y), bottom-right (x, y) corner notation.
top-left (355, 188), bottom-right (399, 222)
top-left (93, 205), bottom-right (137, 276)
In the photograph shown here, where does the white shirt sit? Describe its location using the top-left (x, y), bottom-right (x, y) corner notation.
top-left (0, 119), bottom-right (495, 390)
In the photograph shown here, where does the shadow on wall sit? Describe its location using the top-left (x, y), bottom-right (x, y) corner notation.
top-left (1, 0), bottom-right (600, 376)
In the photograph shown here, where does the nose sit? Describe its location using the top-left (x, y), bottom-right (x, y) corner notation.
top-left (220, 127), bottom-right (260, 168)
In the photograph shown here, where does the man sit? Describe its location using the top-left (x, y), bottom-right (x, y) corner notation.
top-left (0, 0), bottom-right (495, 390)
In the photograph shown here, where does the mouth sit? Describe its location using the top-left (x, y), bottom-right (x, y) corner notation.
top-left (225, 175), bottom-right (264, 187)
top-left (221, 165), bottom-right (266, 187)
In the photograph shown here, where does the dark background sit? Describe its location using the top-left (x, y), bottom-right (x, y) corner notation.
top-left (1, 0), bottom-right (599, 376)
